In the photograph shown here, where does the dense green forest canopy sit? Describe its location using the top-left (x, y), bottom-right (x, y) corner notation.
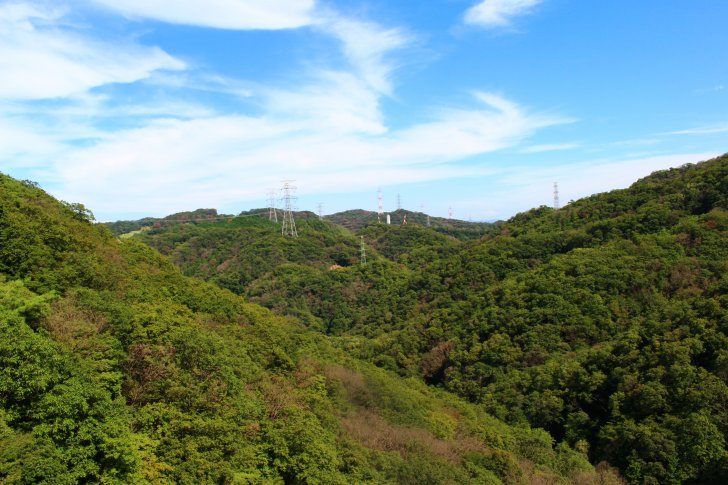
top-left (0, 174), bottom-right (614, 483)
top-left (125, 154), bottom-right (728, 484)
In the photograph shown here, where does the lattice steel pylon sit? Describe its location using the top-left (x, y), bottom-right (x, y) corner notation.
top-left (360, 236), bottom-right (366, 265)
top-left (421, 203), bottom-right (430, 227)
top-left (281, 181), bottom-right (298, 237)
top-left (553, 182), bottom-right (560, 210)
top-left (267, 189), bottom-right (278, 222)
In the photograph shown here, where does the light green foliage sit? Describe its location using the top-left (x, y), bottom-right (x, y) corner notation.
top-left (0, 280), bottom-right (138, 483)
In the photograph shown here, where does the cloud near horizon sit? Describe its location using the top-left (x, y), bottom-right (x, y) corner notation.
top-left (50, 91), bottom-right (568, 216)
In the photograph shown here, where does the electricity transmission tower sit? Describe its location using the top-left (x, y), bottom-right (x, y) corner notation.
top-left (553, 182), bottom-right (560, 210)
top-left (317, 203), bottom-right (323, 220)
top-left (360, 236), bottom-right (366, 265)
top-left (267, 189), bottom-right (278, 222)
top-left (377, 188), bottom-right (383, 223)
top-left (396, 193), bottom-right (402, 211)
top-left (281, 181), bottom-right (298, 237)
top-left (448, 206), bottom-right (453, 219)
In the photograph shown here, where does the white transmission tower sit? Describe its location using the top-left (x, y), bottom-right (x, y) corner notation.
top-left (267, 189), bottom-right (278, 222)
top-left (281, 181), bottom-right (298, 237)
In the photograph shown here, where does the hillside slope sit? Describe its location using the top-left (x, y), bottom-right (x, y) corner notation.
top-left (136, 216), bottom-right (362, 295)
top-left (0, 175), bottom-right (606, 483)
top-left (122, 210), bottom-right (465, 335)
top-left (127, 154), bottom-right (728, 483)
top-left (351, 155), bottom-right (728, 484)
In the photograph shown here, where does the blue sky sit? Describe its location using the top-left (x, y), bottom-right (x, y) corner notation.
top-left (1, 0), bottom-right (726, 221)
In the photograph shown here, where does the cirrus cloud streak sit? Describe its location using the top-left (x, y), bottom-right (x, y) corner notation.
top-left (88, 0), bottom-right (315, 30)
top-left (0, 3), bottom-right (184, 100)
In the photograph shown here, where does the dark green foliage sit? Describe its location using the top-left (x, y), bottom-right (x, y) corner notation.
top-left (0, 279), bottom-right (137, 483)
top-left (354, 155), bottom-right (728, 484)
top-left (359, 223), bottom-right (461, 267)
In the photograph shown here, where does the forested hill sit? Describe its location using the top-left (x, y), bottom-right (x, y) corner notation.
top-left (104, 207), bottom-right (225, 236)
top-left (136, 216), bottom-right (363, 295)
top-left (0, 175), bottom-right (612, 483)
top-left (127, 153), bottom-right (728, 484)
top-left (353, 155), bottom-right (728, 484)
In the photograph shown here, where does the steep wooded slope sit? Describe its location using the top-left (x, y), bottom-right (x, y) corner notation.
top-left (353, 155), bottom-right (728, 484)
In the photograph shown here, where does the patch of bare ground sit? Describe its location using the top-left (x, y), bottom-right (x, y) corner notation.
top-left (322, 364), bottom-right (481, 464)
top-left (341, 409), bottom-right (463, 462)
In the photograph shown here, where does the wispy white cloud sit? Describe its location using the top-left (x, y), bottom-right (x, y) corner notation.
top-left (262, 71), bottom-right (387, 134)
top-left (666, 123), bottom-right (728, 135)
top-left (38, 91), bottom-right (567, 217)
top-left (693, 85), bottom-right (725, 94)
top-left (316, 15), bottom-right (411, 95)
top-left (0, 2), bottom-right (184, 100)
top-left (464, 0), bottom-right (544, 29)
top-left (378, 92), bottom-right (570, 161)
top-left (521, 142), bottom-right (579, 153)
top-left (611, 137), bottom-right (662, 147)
top-left (0, 115), bottom-right (72, 168)
top-left (89, 0), bottom-right (315, 30)
top-left (1, 1), bottom-right (572, 220)
top-left (257, 15), bottom-right (411, 134)
top-left (146, 72), bottom-right (255, 99)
